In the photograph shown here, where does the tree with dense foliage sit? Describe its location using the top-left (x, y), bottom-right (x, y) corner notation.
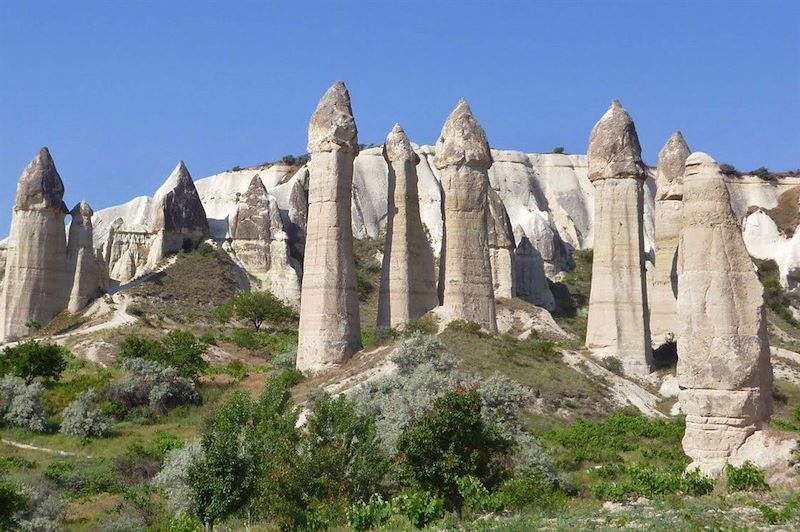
top-left (0, 340), bottom-right (69, 384)
top-left (396, 388), bottom-right (511, 510)
top-left (231, 291), bottom-right (296, 331)
top-left (119, 330), bottom-right (208, 381)
top-left (0, 471), bottom-right (28, 530)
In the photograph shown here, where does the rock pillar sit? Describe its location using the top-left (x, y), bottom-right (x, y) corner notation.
top-left (296, 81), bottom-right (362, 372)
top-left (434, 99), bottom-right (497, 332)
top-left (67, 201), bottom-right (104, 312)
top-left (584, 100), bottom-right (654, 374)
top-left (377, 124), bottom-right (437, 328)
top-left (677, 152), bottom-right (772, 475)
top-left (650, 131), bottom-right (690, 345)
top-left (0, 148), bottom-right (70, 340)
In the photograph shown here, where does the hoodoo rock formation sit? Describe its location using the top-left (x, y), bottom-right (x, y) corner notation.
top-left (677, 152), bottom-right (773, 475)
top-left (486, 188), bottom-right (516, 299)
top-left (67, 201), bottom-right (105, 313)
top-left (229, 175), bottom-right (301, 305)
top-left (513, 225), bottom-right (556, 310)
top-left (435, 99), bottom-right (497, 332)
top-left (0, 148), bottom-right (71, 340)
top-left (650, 132), bottom-right (691, 345)
top-left (296, 81), bottom-right (362, 373)
top-left (584, 100), bottom-right (654, 374)
top-left (377, 124), bottom-right (438, 328)
top-left (147, 161), bottom-right (210, 264)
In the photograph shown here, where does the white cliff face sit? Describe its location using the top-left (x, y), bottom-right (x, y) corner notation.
top-left (744, 209), bottom-right (800, 290)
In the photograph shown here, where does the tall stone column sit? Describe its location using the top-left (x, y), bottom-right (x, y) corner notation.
top-left (435, 99), bottom-right (497, 332)
top-left (487, 187), bottom-right (516, 299)
top-left (650, 132), bottom-right (690, 345)
top-left (377, 124), bottom-right (438, 329)
top-left (296, 81), bottom-right (362, 373)
top-left (585, 100), bottom-right (654, 374)
top-left (677, 152), bottom-right (772, 475)
top-left (0, 148), bottom-right (70, 340)
top-left (67, 201), bottom-right (104, 313)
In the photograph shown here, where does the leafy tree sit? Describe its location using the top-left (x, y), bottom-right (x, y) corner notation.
top-left (396, 388), bottom-right (511, 510)
top-left (231, 291), bottom-right (296, 331)
top-left (0, 340), bottom-right (69, 384)
top-left (119, 331), bottom-right (208, 381)
top-left (188, 392), bottom-right (258, 530)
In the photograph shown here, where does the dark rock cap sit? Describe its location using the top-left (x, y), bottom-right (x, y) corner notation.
top-left (587, 100), bottom-right (646, 181)
top-left (434, 99), bottom-right (493, 170)
top-left (656, 131), bottom-right (691, 200)
top-left (70, 200), bottom-right (94, 219)
top-left (151, 161), bottom-right (210, 235)
top-left (307, 81), bottom-right (359, 154)
top-left (383, 123), bottom-right (420, 164)
top-left (15, 147), bottom-right (66, 211)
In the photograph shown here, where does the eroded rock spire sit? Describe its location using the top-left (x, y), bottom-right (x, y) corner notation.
top-left (434, 99), bottom-right (497, 331)
top-left (584, 100), bottom-right (654, 374)
top-left (677, 152), bottom-right (773, 474)
top-left (377, 124), bottom-right (437, 329)
top-left (296, 81), bottom-right (362, 373)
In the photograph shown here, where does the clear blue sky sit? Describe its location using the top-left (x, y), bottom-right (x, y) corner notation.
top-left (1, 0), bottom-right (798, 237)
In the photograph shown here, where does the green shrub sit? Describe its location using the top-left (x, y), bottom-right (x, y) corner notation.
top-left (119, 331), bottom-right (208, 381)
top-left (105, 358), bottom-right (200, 415)
top-left (725, 461), bottom-right (769, 492)
top-left (590, 464), bottom-right (714, 500)
top-left (347, 494), bottom-right (393, 531)
top-left (396, 389), bottom-right (511, 509)
top-left (167, 514), bottom-right (203, 532)
top-left (44, 459), bottom-right (121, 496)
top-left (199, 330), bottom-right (217, 345)
top-left (773, 405), bottom-right (800, 432)
top-left (456, 475), bottom-right (501, 514)
top-left (404, 317), bottom-right (438, 336)
top-left (0, 340), bottom-right (70, 384)
top-left (222, 360), bottom-right (249, 380)
top-left (0, 375), bottom-right (46, 432)
top-left (751, 497), bottom-right (799, 525)
top-left (60, 388), bottom-right (111, 438)
top-left (393, 490), bottom-right (445, 529)
top-left (601, 356), bottom-right (624, 375)
top-left (0, 470), bottom-right (28, 530)
top-left (552, 146), bottom-right (565, 154)
top-left (495, 470), bottom-right (567, 510)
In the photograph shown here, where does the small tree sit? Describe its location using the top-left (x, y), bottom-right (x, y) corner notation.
top-left (0, 340), bottom-right (69, 384)
top-left (231, 291), bottom-right (296, 331)
top-left (396, 388), bottom-right (511, 510)
top-left (61, 388), bottom-right (111, 438)
top-left (719, 163), bottom-right (738, 175)
top-left (552, 146), bottom-right (565, 154)
top-left (750, 166), bottom-right (773, 181)
top-left (119, 331), bottom-right (208, 381)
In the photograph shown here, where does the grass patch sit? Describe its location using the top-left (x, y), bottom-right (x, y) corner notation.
top-left (549, 249), bottom-right (592, 340)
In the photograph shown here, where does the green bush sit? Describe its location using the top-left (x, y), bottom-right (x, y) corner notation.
top-left (119, 331), bottom-right (208, 381)
top-left (590, 464), bottom-right (714, 500)
top-left (60, 388), bottom-right (111, 438)
top-left (456, 475), bottom-right (501, 514)
top-left (495, 470), bottom-right (567, 510)
top-left (0, 340), bottom-right (70, 384)
top-left (396, 388), bottom-right (511, 509)
top-left (725, 461), bottom-right (769, 492)
top-left (773, 405), bottom-right (800, 432)
top-left (393, 490), bottom-right (445, 529)
top-left (347, 494), bottom-right (393, 531)
top-left (199, 330), bottom-right (217, 345)
top-left (0, 470), bottom-right (28, 530)
top-left (44, 459), bottom-right (121, 496)
top-left (552, 146), bottom-right (565, 154)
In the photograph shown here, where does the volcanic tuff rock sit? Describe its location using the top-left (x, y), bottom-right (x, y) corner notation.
top-left (229, 175), bottom-right (301, 305)
top-left (377, 124), bottom-right (438, 329)
top-left (677, 152), bottom-right (773, 475)
top-left (650, 132), bottom-right (691, 345)
top-left (148, 161), bottom-right (210, 262)
top-left (585, 101), bottom-right (654, 375)
top-left (513, 225), bottom-right (556, 311)
top-left (296, 82), bottom-right (362, 373)
top-left (487, 187), bottom-right (516, 299)
top-left (435, 99), bottom-right (497, 332)
top-left (67, 201), bottom-right (106, 312)
top-left (0, 148), bottom-right (70, 340)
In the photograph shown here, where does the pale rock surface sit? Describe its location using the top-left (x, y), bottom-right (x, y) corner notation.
top-left (0, 239), bottom-right (6, 286)
top-left (494, 298), bottom-right (570, 341)
top-left (67, 201), bottom-right (105, 312)
top-left (0, 148), bottom-right (70, 340)
top-left (435, 99), bottom-right (497, 332)
top-left (513, 225), bottom-right (556, 310)
top-left (650, 132), bottom-right (691, 345)
top-left (677, 152), bottom-right (773, 476)
top-left (585, 101), bottom-right (654, 374)
top-left (486, 187), bottom-right (516, 299)
top-left (229, 175), bottom-right (301, 305)
top-left (296, 82), bottom-right (362, 373)
top-left (377, 124), bottom-right (438, 328)
top-left (743, 207), bottom-right (800, 290)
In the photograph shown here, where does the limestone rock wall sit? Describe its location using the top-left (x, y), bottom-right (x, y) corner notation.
top-left (677, 153), bottom-right (773, 475)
